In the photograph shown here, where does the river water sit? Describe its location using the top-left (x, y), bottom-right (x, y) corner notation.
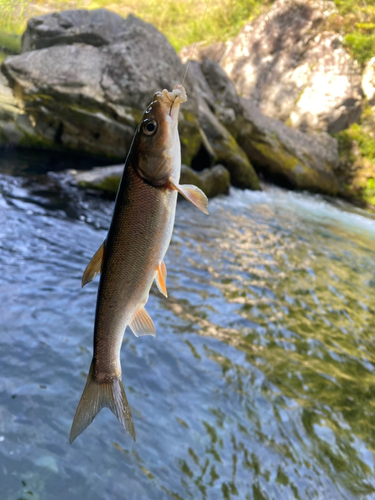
top-left (1, 152), bottom-right (375, 500)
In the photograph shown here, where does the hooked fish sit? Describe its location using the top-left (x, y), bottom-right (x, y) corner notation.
top-left (70, 84), bottom-right (208, 443)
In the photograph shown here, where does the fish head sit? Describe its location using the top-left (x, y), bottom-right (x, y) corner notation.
top-left (133, 84), bottom-right (187, 186)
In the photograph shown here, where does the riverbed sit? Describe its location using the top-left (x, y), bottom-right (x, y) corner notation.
top-left (1, 152), bottom-right (375, 500)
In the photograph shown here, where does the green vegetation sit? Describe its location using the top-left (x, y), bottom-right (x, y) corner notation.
top-left (337, 105), bottom-right (375, 163)
top-left (0, 0), bottom-right (273, 52)
top-left (335, 104), bottom-right (375, 207)
top-left (329, 0), bottom-right (375, 67)
top-left (1, 0), bottom-right (373, 62)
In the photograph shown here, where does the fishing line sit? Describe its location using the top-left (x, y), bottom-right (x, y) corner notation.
top-left (181, 0), bottom-right (211, 86)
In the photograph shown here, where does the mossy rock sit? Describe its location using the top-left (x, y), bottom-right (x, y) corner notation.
top-left (238, 98), bottom-right (339, 196)
top-left (335, 104), bottom-right (375, 209)
top-left (180, 164), bottom-right (230, 198)
top-left (179, 110), bottom-right (202, 166)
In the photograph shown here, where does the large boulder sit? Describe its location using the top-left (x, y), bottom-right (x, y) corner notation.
top-left (221, 0), bottom-right (363, 133)
top-left (189, 57), bottom-right (339, 194)
top-left (238, 98), bottom-right (339, 195)
top-left (2, 10), bottom-right (201, 164)
top-left (188, 60), bottom-right (260, 190)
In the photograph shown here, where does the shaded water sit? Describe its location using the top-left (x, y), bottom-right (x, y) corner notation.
top-left (1, 154), bottom-right (375, 500)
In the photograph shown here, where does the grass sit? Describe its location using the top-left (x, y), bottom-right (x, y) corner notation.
top-left (0, 0), bottom-right (273, 52)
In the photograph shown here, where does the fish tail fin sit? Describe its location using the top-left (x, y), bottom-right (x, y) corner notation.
top-left (70, 361), bottom-right (136, 444)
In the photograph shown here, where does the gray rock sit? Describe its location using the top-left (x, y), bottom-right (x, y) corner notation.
top-left (70, 163), bottom-right (230, 199)
top-left (71, 164), bottom-right (124, 194)
top-left (221, 0), bottom-right (362, 133)
top-left (197, 98), bottom-right (260, 190)
top-left (22, 9), bottom-right (130, 52)
top-left (200, 58), bottom-right (242, 117)
top-left (180, 164), bottom-right (230, 198)
top-left (179, 41), bottom-right (228, 65)
top-left (0, 70), bottom-right (46, 147)
top-left (238, 98), bottom-right (339, 194)
top-left (2, 12), bottom-right (201, 163)
top-left (186, 60), bottom-right (259, 190)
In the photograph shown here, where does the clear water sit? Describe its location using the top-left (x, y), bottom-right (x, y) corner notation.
top-left (1, 154), bottom-right (375, 500)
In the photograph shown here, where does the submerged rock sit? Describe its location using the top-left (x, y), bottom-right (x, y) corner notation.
top-left (221, 0), bottom-right (362, 133)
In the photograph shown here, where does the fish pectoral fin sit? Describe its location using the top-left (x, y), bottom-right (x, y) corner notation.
top-left (129, 307), bottom-right (156, 337)
top-left (82, 241), bottom-right (105, 288)
top-left (168, 181), bottom-right (209, 215)
top-left (155, 261), bottom-right (168, 298)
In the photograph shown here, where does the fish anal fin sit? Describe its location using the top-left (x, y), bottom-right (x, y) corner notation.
top-left (155, 261), bottom-right (168, 297)
top-left (70, 361), bottom-right (136, 444)
top-left (129, 307), bottom-right (156, 337)
top-left (82, 241), bottom-right (105, 288)
top-left (169, 181), bottom-right (209, 215)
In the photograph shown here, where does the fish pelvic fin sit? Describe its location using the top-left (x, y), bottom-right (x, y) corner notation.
top-left (82, 241), bottom-right (105, 288)
top-left (168, 181), bottom-right (209, 215)
top-left (70, 361), bottom-right (136, 444)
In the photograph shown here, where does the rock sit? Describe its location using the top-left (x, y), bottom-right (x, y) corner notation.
top-left (2, 10), bottom-right (201, 163)
top-left (187, 61), bottom-right (260, 190)
top-left (0, 70), bottom-right (44, 147)
top-left (221, 0), bottom-right (362, 133)
top-left (179, 41), bottom-right (228, 65)
top-left (200, 58), bottom-right (242, 133)
top-left (197, 99), bottom-right (260, 190)
top-left (70, 163), bottom-right (230, 199)
top-left (180, 164), bottom-right (230, 198)
top-left (22, 9), bottom-right (129, 52)
top-left (72, 164), bottom-right (124, 194)
top-left (362, 57), bottom-right (375, 106)
top-left (238, 98), bottom-right (339, 195)
top-left (335, 105), bottom-right (375, 209)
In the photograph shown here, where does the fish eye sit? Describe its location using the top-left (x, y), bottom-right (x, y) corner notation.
top-left (142, 119), bottom-right (158, 136)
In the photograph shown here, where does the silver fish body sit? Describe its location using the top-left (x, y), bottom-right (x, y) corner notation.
top-left (70, 85), bottom-right (208, 443)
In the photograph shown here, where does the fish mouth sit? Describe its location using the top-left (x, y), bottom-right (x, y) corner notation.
top-left (160, 84), bottom-right (187, 117)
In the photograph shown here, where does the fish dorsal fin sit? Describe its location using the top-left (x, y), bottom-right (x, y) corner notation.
top-left (129, 307), bottom-right (156, 337)
top-left (169, 181), bottom-right (209, 215)
top-left (82, 241), bottom-right (105, 288)
top-left (155, 261), bottom-right (168, 298)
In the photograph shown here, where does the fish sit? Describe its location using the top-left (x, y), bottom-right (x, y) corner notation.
top-left (70, 84), bottom-right (209, 444)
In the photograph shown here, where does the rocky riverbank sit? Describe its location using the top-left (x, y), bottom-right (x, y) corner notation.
top-left (0, 2), bottom-right (374, 209)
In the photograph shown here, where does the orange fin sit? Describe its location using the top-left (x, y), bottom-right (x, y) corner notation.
top-left (82, 241), bottom-right (105, 288)
top-left (169, 181), bottom-right (209, 215)
top-left (129, 307), bottom-right (156, 337)
top-left (155, 261), bottom-right (168, 298)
